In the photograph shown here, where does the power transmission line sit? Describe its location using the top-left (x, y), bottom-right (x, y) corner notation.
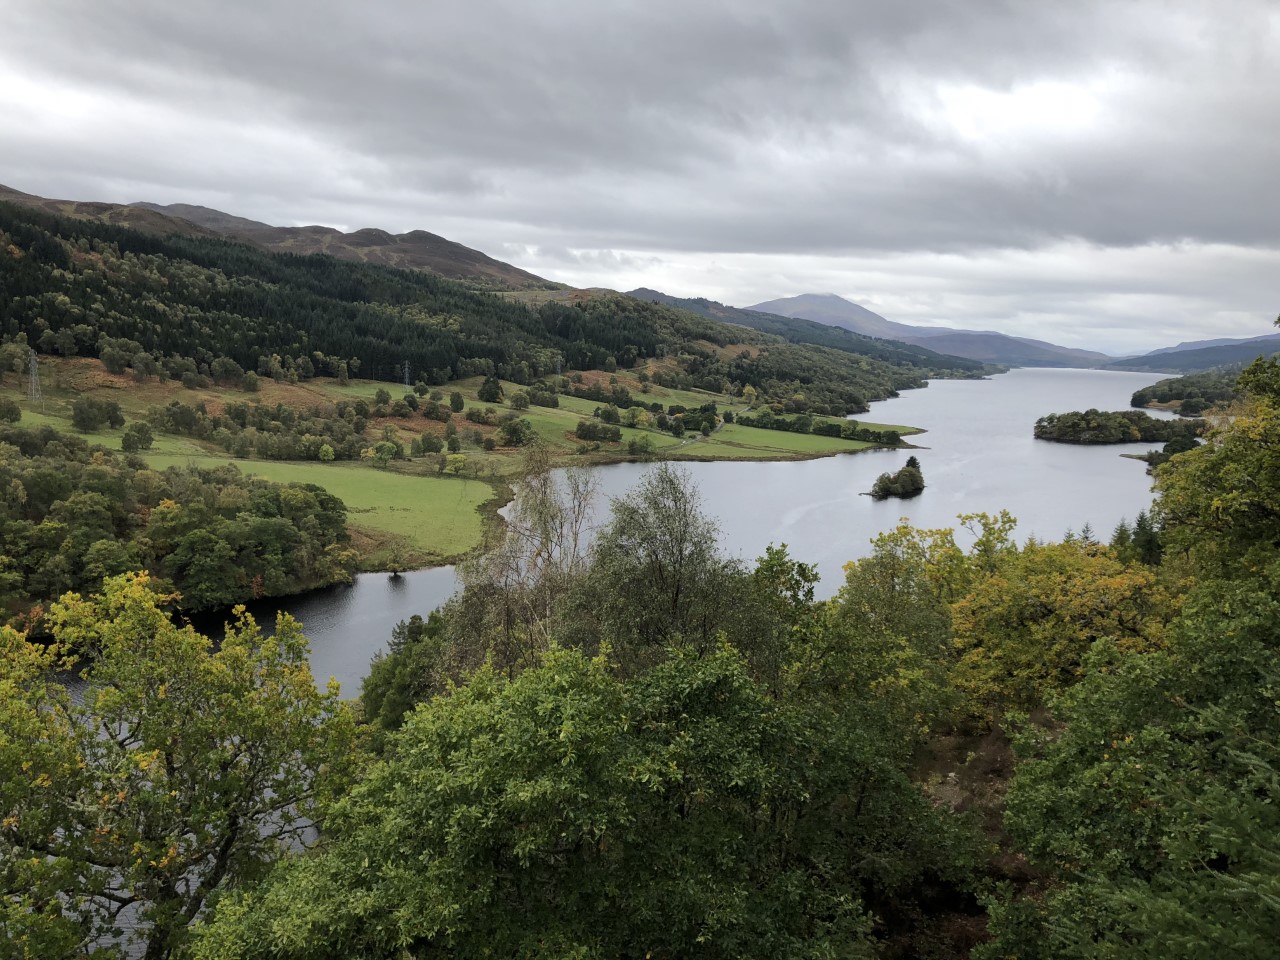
top-left (27, 349), bottom-right (42, 407)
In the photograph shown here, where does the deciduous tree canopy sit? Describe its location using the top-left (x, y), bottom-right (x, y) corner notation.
top-left (0, 574), bottom-right (358, 960)
top-left (0, 425), bottom-right (354, 615)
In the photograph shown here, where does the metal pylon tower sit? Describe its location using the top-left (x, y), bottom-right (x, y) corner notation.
top-left (27, 349), bottom-right (42, 406)
top-left (403, 360), bottom-right (410, 389)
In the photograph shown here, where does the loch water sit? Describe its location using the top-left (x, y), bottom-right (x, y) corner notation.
top-left (212, 367), bottom-right (1177, 695)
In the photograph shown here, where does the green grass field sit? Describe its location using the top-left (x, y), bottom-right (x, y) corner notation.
top-left (143, 453), bottom-right (495, 563)
top-left (4, 357), bottom-right (922, 570)
top-left (13, 405), bottom-right (219, 455)
top-left (551, 394), bottom-right (607, 416)
top-left (653, 425), bottom-right (872, 460)
top-left (846, 417), bottom-right (920, 435)
top-left (310, 380), bottom-right (401, 402)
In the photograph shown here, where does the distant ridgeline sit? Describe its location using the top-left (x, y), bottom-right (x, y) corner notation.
top-left (628, 288), bottom-right (997, 374)
top-left (1103, 335), bottom-right (1280, 373)
top-left (0, 202), bottom-right (983, 416)
top-left (1034, 409), bottom-right (1205, 445)
top-left (1130, 368), bottom-right (1241, 415)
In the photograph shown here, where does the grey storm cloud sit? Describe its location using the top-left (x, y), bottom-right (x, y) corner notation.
top-left (2, 0), bottom-right (1278, 351)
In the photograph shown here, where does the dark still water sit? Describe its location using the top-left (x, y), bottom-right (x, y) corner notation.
top-left (233, 367), bottom-right (1174, 696)
top-left (187, 566), bottom-right (463, 699)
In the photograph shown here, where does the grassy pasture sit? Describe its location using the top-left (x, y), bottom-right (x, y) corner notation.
top-left (3, 356), bottom-right (920, 570)
top-left (143, 453), bottom-right (495, 565)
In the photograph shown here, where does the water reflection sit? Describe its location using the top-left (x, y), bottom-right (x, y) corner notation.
top-left (187, 566), bottom-right (461, 698)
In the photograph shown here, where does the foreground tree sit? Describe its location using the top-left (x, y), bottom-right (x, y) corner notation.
top-left (557, 463), bottom-right (789, 677)
top-left (199, 643), bottom-right (978, 960)
top-left (986, 579), bottom-right (1280, 960)
top-left (1154, 357), bottom-right (1280, 580)
top-left (433, 442), bottom-right (599, 691)
top-left (359, 611), bottom-right (451, 746)
top-left (984, 348), bottom-right (1280, 957)
top-left (834, 521), bottom-right (971, 735)
top-left (0, 574), bottom-right (358, 959)
top-left (836, 512), bottom-right (1172, 724)
top-left (950, 538), bottom-right (1172, 720)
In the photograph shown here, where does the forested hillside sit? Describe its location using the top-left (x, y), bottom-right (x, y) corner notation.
top-left (131, 199), bottom-right (561, 291)
top-left (0, 202), bottom-right (980, 416)
top-left (1105, 336), bottom-right (1280, 373)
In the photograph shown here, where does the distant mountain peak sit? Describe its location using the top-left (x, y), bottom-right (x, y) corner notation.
top-left (746, 293), bottom-right (925, 341)
top-left (625, 288), bottom-right (990, 373)
top-left (745, 292), bottom-right (1110, 366)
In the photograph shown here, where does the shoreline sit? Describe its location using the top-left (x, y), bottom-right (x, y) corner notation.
top-left (355, 433), bottom-right (926, 575)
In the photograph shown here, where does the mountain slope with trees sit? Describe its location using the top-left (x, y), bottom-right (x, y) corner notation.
top-left (0, 183), bottom-right (226, 239)
top-left (131, 201), bottom-right (561, 291)
top-left (0, 201), bottom-right (984, 416)
top-left (1138, 332), bottom-right (1280, 357)
top-left (0, 183), bottom-right (556, 291)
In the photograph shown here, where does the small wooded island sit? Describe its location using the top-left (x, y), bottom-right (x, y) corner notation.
top-left (1034, 408), bottom-right (1204, 444)
top-left (870, 455), bottom-right (925, 499)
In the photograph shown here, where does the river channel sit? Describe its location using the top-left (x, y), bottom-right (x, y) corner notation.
top-left (214, 367), bottom-right (1177, 695)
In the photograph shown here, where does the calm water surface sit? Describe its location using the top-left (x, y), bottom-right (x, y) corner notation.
top-left (235, 367), bottom-right (1174, 694)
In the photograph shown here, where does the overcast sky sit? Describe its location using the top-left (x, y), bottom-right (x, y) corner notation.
top-left (3, 0), bottom-right (1278, 354)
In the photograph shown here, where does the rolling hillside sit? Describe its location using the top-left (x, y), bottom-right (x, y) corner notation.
top-left (132, 201), bottom-right (560, 291)
top-left (1140, 333), bottom-right (1280, 357)
top-left (0, 183), bottom-right (557, 291)
top-left (0, 200), bottom-right (985, 416)
top-left (0, 182), bottom-right (220, 238)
